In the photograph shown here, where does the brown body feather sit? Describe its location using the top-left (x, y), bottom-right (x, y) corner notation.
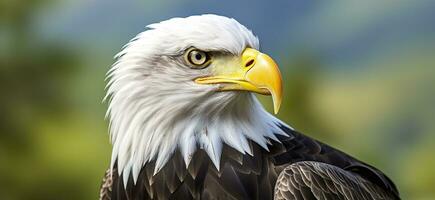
top-left (100, 125), bottom-right (399, 200)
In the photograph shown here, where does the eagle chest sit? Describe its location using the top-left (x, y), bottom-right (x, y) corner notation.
top-left (112, 144), bottom-right (282, 200)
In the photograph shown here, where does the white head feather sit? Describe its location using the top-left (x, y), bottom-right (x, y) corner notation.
top-left (105, 14), bottom-right (289, 185)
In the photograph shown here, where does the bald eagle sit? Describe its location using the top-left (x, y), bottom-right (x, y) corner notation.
top-left (99, 15), bottom-right (399, 200)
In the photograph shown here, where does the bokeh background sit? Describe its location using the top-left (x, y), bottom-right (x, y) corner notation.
top-left (1, 0), bottom-right (434, 199)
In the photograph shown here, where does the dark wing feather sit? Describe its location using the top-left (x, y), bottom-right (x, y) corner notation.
top-left (274, 161), bottom-right (394, 200)
top-left (270, 125), bottom-right (400, 200)
top-left (99, 169), bottom-right (113, 200)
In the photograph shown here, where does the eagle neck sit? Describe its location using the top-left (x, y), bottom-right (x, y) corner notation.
top-left (109, 91), bottom-right (288, 186)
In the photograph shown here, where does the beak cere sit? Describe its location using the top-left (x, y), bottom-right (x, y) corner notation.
top-left (195, 48), bottom-right (283, 114)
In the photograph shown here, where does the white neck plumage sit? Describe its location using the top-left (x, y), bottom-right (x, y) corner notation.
top-left (107, 85), bottom-right (288, 186)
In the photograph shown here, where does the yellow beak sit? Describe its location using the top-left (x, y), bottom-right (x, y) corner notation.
top-left (195, 48), bottom-right (283, 114)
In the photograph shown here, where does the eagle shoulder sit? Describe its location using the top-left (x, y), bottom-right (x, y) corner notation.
top-left (274, 161), bottom-right (397, 200)
top-left (99, 169), bottom-right (113, 200)
top-left (270, 125), bottom-right (400, 200)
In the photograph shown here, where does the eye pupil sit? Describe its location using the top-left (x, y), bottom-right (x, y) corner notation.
top-left (195, 53), bottom-right (202, 60)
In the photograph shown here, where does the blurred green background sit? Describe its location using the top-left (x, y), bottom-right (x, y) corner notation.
top-left (1, 0), bottom-right (434, 199)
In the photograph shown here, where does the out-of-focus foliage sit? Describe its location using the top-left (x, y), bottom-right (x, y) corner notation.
top-left (0, 0), bottom-right (434, 199)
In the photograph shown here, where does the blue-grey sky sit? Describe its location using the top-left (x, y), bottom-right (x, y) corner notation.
top-left (34, 0), bottom-right (435, 69)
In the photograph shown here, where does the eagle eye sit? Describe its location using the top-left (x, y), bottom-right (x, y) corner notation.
top-left (185, 48), bottom-right (211, 68)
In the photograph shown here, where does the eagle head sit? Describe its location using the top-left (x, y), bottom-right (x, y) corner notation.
top-left (105, 14), bottom-right (288, 184)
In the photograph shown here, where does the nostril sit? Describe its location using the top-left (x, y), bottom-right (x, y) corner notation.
top-left (245, 59), bottom-right (255, 68)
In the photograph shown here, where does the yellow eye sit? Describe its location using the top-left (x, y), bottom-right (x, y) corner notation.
top-left (185, 49), bottom-right (210, 68)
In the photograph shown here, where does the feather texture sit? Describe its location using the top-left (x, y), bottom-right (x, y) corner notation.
top-left (100, 127), bottom-right (399, 200)
top-left (274, 161), bottom-right (395, 200)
